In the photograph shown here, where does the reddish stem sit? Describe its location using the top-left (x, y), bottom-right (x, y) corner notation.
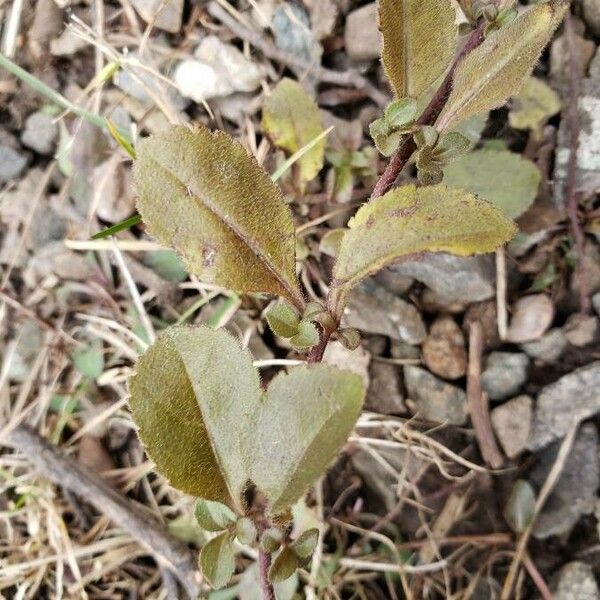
top-left (371, 21), bottom-right (486, 200)
top-left (258, 548), bottom-right (276, 600)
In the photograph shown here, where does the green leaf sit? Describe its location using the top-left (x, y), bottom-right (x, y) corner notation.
top-left (289, 320), bottom-right (320, 350)
top-left (144, 249), bottom-right (188, 282)
top-left (92, 214), bottom-right (142, 240)
top-left (200, 531), bottom-right (236, 589)
top-left (266, 301), bottom-right (301, 339)
top-left (134, 126), bottom-right (304, 310)
top-left (262, 78), bottom-right (325, 185)
top-left (379, 0), bottom-right (457, 98)
top-left (235, 518), bottom-right (257, 545)
top-left (268, 547), bottom-right (298, 584)
top-left (509, 76), bottom-right (562, 131)
top-left (130, 326), bottom-right (365, 515)
top-left (503, 479), bottom-right (536, 534)
top-left (290, 528), bottom-right (319, 560)
top-left (319, 229), bottom-right (345, 258)
top-left (195, 499), bottom-right (236, 532)
top-left (384, 98), bottom-right (418, 129)
top-left (72, 340), bottom-right (104, 379)
top-left (331, 184), bottom-right (517, 308)
top-left (443, 149), bottom-right (541, 219)
top-left (107, 118), bottom-right (136, 159)
top-left (260, 528), bottom-right (284, 554)
top-left (438, 3), bottom-right (567, 132)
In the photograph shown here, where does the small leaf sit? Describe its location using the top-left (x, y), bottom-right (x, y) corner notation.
top-left (261, 528), bottom-right (284, 554)
top-left (72, 340), bottom-right (104, 379)
top-left (289, 320), bottom-right (320, 350)
top-left (92, 214), bottom-right (142, 240)
top-left (438, 3), bottom-right (567, 132)
top-left (503, 479), bottom-right (536, 534)
top-left (268, 547), bottom-right (298, 584)
top-left (290, 528), bottom-right (319, 560)
top-left (195, 499), bottom-right (236, 532)
top-left (443, 149), bottom-right (541, 219)
top-left (235, 518), bottom-right (258, 545)
top-left (509, 76), bottom-right (562, 131)
top-left (200, 531), bottom-right (236, 589)
top-left (384, 98), bottom-right (418, 129)
top-left (337, 328), bottom-right (361, 351)
top-left (144, 249), bottom-right (188, 282)
top-left (379, 0), bottom-right (458, 98)
top-left (319, 229), bottom-right (346, 258)
top-left (106, 118), bottom-right (135, 159)
top-left (266, 301), bottom-right (301, 339)
top-left (331, 184), bottom-right (517, 307)
top-left (262, 78), bottom-right (325, 185)
top-left (134, 126), bottom-right (304, 310)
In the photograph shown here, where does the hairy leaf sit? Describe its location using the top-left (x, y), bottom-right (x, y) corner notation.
top-left (262, 78), bottom-right (325, 185)
top-left (291, 528), bottom-right (319, 560)
top-left (266, 301), bottom-right (301, 339)
top-left (379, 0), bottom-right (457, 98)
top-left (195, 499), bottom-right (236, 532)
top-left (438, 3), bottom-right (567, 132)
top-left (268, 547), bottom-right (298, 584)
top-left (130, 327), bottom-right (365, 515)
top-left (134, 126), bottom-right (303, 309)
top-left (331, 184), bottom-right (517, 306)
top-left (289, 320), bottom-right (320, 350)
top-left (235, 517), bottom-right (257, 545)
top-left (199, 531), bottom-right (236, 589)
top-left (509, 76), bottom-right (562, 131)
top-left (443, 149), bottom-right (541, 218)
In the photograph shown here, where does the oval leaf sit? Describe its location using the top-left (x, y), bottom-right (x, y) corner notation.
top-left (195, 499), bottom-right (236, 532)
top-left (332, 184), bottom-right (517, 305)
top-left (235, 517), bottom-right (258, 545)
top-left (266, 301), bottom-right (301, 339)
top-left (379, 0), bottom-right (457, 98)
top-left (134, 126), bottom-right (303, 309)
top-left (199, 531), bottom-right (236, 589)
top-left (509, 76), bottom-right (562, 131)
top-left (262, 78), bottom-right (325, 185)
top-left (268, 547), bottom-right (299, 584)
top-left (503, 479), bottom-right (536, 534)
top-left (290, 528), bottom-right (319, 560)
top-left (255, 364), bottom-right (364, 514)
top-left (129, 326), bottom-right (260, 510)
top-left (443, 149), bottom-right (541, 219)
top-left (437, 3), bottom-right (566, 132)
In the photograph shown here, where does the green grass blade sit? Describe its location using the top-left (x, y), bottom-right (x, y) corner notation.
top-left (92, 214), bottom-right (142, 239)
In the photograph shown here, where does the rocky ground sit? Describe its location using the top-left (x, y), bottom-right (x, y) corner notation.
top-left (2, 0), bottom-right (600, 598)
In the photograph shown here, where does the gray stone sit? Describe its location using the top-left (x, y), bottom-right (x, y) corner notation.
top-left (21, 111), bottom-right (58, 155)
top-left (113, 67), bottom-right (187, 110)
top-left (403, 366), bottom-right (468, 425)
top-left (343, 283), bottom-right (426, 345)
top-left (530, 424), bottom-right (599, 539)
top-left (272, 3), bottom-right (320, 65)
top-left (555, 561), bottom-right (600, 600)
top-left (131, 0), bottom-right (183, 33)
top-left (391, 254), bottom-right (495, 304)
top-left (481, 352), bottom-right (529, 401)
top-left (583, 0), bottom-right (600, 36)
top-left (0, 145), bottom-right (27, 183)
top-left (528, 362), bottom-right (600, 450)
top-left (506, 294), bottom-right (554, 343)
top-left (8, 320), bottom-right (45, 382)
top-left (491, 396), bottom-right (532, 459)
top-left (521, 328), bottom-right (568, 365)
top-left (564, 314), bottom-right (600, 347)
top-left (323, 341), bottom-right (370, 389)
top-left (344, 3), bottom-right (381, 61)
top-left (422, 316), bottom-right (467, 380)
top-left (366, 361), bottom-right (405, 415)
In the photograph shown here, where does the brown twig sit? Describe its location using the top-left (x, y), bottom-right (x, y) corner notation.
top-left (205, 2), bottom-right (388, 107)
top-left (370, 21), bottom-right (486, 199)
top-left (4, 425), bottom-right (201, 599)
top-left (467, 322), bottom-right (504, 469)
top-left (564, 11), bottom-right (591, 314)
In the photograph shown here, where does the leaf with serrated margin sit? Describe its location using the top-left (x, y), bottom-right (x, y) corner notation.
top-left (379, 0), bottom-right (457, 98)
top-left (134, 126), bottom-right (304, 310)
top-left (331, 184), bottom-right (517, 310)
top-left (129, 326), bottom-right (260, 511)
top-left (262, 78), bottom-right (325, 185)
top-left (437, 2), bottom-right (567, 132)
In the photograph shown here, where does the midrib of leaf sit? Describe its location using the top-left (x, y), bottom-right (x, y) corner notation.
top-left (146, 155), bottom-right (304, 309)
top-left (401, 1), bottom-right (409, 97)
top-left (438, 11), bottom-right (546, 131)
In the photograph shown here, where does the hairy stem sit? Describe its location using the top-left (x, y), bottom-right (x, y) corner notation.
top-left (371, 21), bottom-right (486, 200)
top-left (258, 548), bottom-right (276, 600)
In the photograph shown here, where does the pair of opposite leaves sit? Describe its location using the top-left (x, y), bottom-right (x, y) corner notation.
top-left (380, 0), bottom-right (567, 132)
top-left (129, 326), bottom-right (364, 515)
